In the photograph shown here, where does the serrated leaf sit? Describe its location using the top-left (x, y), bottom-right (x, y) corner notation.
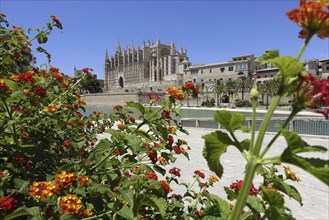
top-left (125, 135), bottom-right (142, 154)
top-left (120, 188), bottom-right (134, 206)
top-left (155, 124), bottom-right (169, 141)
top-left (203, 131), bottom-right (230, 178)
top-left (280, 129), bottom-right (329, 185)
top-left (4, 206), bottom-right (42, 220)
top-left (261, 186), bottom-right (284, 206)
top-left (140, 196), bottom-right (167, 217)
top-left (202, 194), bottom-right (230, 219)
top-left (265, 206), bottom-right (295, 220)
top-left (14, 178), bottom-right (29, 194)
top-left (214, 110), bottom-right (245, 132)
top-left (94, 138), bottom-right (113, 155)
top-left (224, 186), bottom-right (237, 201)
top-left (117, 205), bottom-right (134, 219)
top-left (246, 195), bottom-right (265, 213)
top-left (127, 102), bottom-right (145, 114)
top-left (60, 213), bottom-right (79, 220)
top-left (273, 179), bottom-right (302, 205)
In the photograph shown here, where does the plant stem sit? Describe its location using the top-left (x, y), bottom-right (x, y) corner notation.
top-left (230, 158), bottom-right (258, 220)
top-left (249, 97), bottom-right (257, 153)
top-left (253, 96), bottom-right (281, 156)
top-left (296, 35), bottom-right (312, 61)
top-left (259, 111), bottom-right (297, 158)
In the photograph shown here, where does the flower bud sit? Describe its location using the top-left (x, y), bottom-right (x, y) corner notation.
top-left (250, 87), bottom-right (259, 100)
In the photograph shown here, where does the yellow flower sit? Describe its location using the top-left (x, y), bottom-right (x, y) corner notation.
top-left (159, 156), bottom-right (168, 166)
top-left (43, 104), bottom-right (60, 113)
top-left (209, 175), bottom-right (219, 183)
top-left (59, 194), bottom-right (82, 214)
top-left (29, 181), bottom-right (58, 199)
top-left (284, 166), bottom-right (301, 182)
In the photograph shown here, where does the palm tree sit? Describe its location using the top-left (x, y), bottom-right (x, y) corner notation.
top-left (259, 79), bottom-right (279, 109)
top-left (211, 79), bottom-right (226, 107)
top-left (225, 79), bottom-right (239, 107)
top-left (238, 76), bottom-right (252, 101)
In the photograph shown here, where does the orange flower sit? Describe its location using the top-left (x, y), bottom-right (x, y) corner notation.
top-left (59, 194), bottom-right (82, 214)
top-left (83, 209), bottom-right (93, 217)
top-left (167, 86), bottom-right (185, 101)
top-left (49, 67), bottom-right (59, 72)
top-left (286, 0), bottom-right (329, 39)
top-left (0, 80), bottom-right (7, 90)
top-left (78, 176), bottom-right (92, 186)
top-left (9, 75), bottom-right (19, 82)
top-left (54, 170), bottom-right (76, 188)
top-left (158, 156), bottom-right (168, 166)
top-left (29, 181), bottom-right (58, 199)
top-left (146, 172), bottom-right (158, 180)
top-left (76, 97), bottom-right (86, 105)
top-left (50, 15), bottom-right (63, 29)
top-left (159, 180), bottom-right (171, 193)
top-left (117, 123), bottom-right (124, 129)
top-left (53, 72), bottom-right (64, 81)
top-left (61, 81), bottom-right (69, 89)
top-left (284, 166), bottom-right (301, 182)
top-left (209, 175), bottom-right (219, 183)
top-left (113, 104), bottom-right (122, 110)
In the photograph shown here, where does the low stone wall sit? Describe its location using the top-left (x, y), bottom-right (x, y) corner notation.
top-left (82, 93), bottom-right (140, 106)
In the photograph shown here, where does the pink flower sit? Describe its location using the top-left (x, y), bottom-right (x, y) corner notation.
top-left (296, 74), bottom-right (329, 119)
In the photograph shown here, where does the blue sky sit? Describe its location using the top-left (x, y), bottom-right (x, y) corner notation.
top-left (1, 0), bottom-right (328, 79)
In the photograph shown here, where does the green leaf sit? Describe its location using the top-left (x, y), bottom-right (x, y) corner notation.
top-left (214, 110), bottom-right (245, 132)
top-left (202, 194), bottom-right (230, 219)
top-left (117, 205), bottom-right (134, 219)
top-left (280, 129), bottom-right (329, 185)
top-left (124, 135), bottom-right (142, 154)
top-left (127, 102), bottom-right (145, 114)
top-left (3, 79), bottom-right (19, 91)
top-left (155, 124), bottom-right (169, 141)
top-left (273, 179), bottom-right (302, 205)
top-left (265, 206), bottom-right (295, 220)
top-left (94, 138), bottom-right (114, 155)
top-left (246, 195), bottom-right (265, 213)
top-left (224, 186), bottom-right (237, 201)
top-left (203, 131), bottom-right (230, 178)
top-left (14, 178), bottom-right (29, 194)
top-left (37, 33), bottom-right (48, 44)
top-left (120, 188), bottom-right (134, 206)
top-left (60, 213), bottom-right (79, 220)
top-left (140, 196), bottom-right (167, 217)
top-left (153, 165), bottom-right (166, 176)
top-left (261, 186), bottom-right (284, 207)
top-left (4, 206), bottom-right (42, 220)
top-left (256, 50), bottom-right (279, 63)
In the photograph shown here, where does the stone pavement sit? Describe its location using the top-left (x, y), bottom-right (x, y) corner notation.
top-left (173, 127), bottom-right (329, 220)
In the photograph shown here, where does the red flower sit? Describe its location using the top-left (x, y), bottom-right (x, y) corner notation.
top-left (173, 146), bottom-right (181, 154)
top-left (169, 167), bottom-right (181, 177)
top-left (18, 71), bottom-right (34, 83)
top-left (159, 180), bottom-right (171, 193)
top-left (50, 15), bottom-right (63, 29)
top-left (168, 135), bottom-right (174, 146)
top-left (49, 67), bottom-right (59, 73)
top-left (129, 116), bottom-right (135, 123)
top-left (296, 73), bottom-right (329, 119)
top-left (194, 170), bottom-right (205, 179)
top-left (11, 104), bottom-right (21, 112)
top-left (113, 104), bottom-right (122, 110)
top-left (230, 180), bottom-right (259, 196)
top-left (34, 86), bottom-right (46, 99)
top-left (146, 172), bottom-right (158, 180)
top-left (146, 92), bottom-right (160, 101)
top-left (286, 0), bottom-right (329, 39)
top-left (161, 110), bottom-right (172, 121)
top-left (147, 151), bottom-right (158, 164)
top-left (63, 140), bottom-right (71, 148)
top-left (0, 196), bottom-right (17, 211)
top-left (167, 86), bottom-right (185, 101)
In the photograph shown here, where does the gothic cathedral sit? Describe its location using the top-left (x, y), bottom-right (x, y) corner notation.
top-left (104, 38), bottom-right (190, 92)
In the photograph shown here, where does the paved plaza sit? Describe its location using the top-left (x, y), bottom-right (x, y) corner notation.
top-left (173, 128), bottom-right (329, 220)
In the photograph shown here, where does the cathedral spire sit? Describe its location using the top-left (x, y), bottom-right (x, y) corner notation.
top-left (171, 41), bottom-right (176, 55)
top-left (131, 40), bottom-right (135, 50)
top-left (105, 49), bottom-right (109, 60)
top-left (116, 40), bottom-right (121, 53)
top-left (156, 37), bottom-right (160, 45)
top-left (142, 39), bottom-right (146, 48)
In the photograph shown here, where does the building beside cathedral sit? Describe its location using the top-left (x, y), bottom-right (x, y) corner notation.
top-left (103, 38), bottom-right (190, 92)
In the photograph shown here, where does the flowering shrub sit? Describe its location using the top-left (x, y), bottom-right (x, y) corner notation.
top-left (0, 1), bottom-right (328, 219)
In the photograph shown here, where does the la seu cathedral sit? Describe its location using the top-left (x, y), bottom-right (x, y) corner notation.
top-left (103, 38), bottom-right (190, 92)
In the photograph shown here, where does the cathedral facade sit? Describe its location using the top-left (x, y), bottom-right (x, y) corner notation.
top-left (104, 39), bottom-right (190, 91)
